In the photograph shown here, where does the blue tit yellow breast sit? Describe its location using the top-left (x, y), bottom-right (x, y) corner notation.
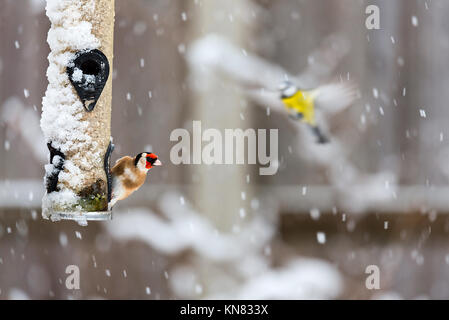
top-left (281, 89), bottom-right (316, 125)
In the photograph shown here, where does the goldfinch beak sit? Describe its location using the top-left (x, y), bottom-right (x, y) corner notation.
top-left (154, 159), bottom-right (162, 166)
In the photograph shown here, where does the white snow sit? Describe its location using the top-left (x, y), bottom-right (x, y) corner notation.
top-left (317, 231), bottom-right (326, 244)
top-left (71, 67), bottom-right (83, 82)
top-left (194, 284), bottom-right (203, 295)
top-left (2, 97), bottom-right (47, 162)
top-left (106, 193), bottom-right (274, 262)
top-left (59, 232), bottom-right (68, 247)
top-left (302, 186), bottom-right (307, 195)
top-left (106, 192), bottom-right (343, 299)
top-left (30, 0), bottom-right (45, 14)
top-left (178, 43), bottom-right (186, 54)
top-left (133, 21), bottom-right (147, 35)
top-left (42, 189), bottom-right (81, 219)
top-left (250, 198), bottom-right (259, 210)
top-left (310, 208), bottom-right (320, 220)
top-left (8, 288), bottom-right (30, 300)
top-left (187, 35), bottom-right (290, 92)
top-left (233, 259), bottom-right (342, 299)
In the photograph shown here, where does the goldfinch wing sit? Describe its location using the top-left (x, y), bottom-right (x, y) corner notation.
top-left (112, 156), bottom-right (134, 172)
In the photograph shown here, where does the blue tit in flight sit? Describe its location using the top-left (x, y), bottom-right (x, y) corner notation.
top-left (279, 81), bottom-right (329, 143)
top-left (279, 80), bottom-right (357, 144)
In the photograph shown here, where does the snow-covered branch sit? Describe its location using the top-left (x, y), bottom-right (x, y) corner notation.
top-left (106, 192), bottom-right (343, 299)
top-left (1, 97), bottom-right (47, 163)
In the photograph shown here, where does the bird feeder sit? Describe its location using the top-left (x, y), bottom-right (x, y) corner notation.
top-left (41, 0), bottom-right (115, 224)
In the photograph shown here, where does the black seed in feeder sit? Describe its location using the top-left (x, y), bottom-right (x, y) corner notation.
top-left (67, 49), bottom-right (110, 112)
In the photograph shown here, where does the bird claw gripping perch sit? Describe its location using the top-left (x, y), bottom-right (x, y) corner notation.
top-left (67, 49), bottom-right (110, 112)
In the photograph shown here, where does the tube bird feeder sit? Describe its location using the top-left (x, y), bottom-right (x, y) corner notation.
top-left (41, 0), bottom-right (115, 224)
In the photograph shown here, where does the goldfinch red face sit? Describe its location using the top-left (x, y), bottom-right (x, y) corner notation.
top-left (135, 152), bottom-right (162, 171)
top-left (145, 153), bottom-right (162, 169)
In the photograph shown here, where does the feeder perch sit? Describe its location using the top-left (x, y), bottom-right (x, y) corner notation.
top-left (41, 0), bottom-right (115, 224)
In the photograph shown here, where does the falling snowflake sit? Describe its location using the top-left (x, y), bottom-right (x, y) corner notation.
top-left (317, 232), bottom-right (326, 244)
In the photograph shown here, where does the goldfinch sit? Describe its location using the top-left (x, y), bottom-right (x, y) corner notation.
top-left (109, 152), bottom-right (161, 209)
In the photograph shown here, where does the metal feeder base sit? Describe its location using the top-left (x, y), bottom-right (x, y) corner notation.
top-left (47, 211), bottom-right (112, 223)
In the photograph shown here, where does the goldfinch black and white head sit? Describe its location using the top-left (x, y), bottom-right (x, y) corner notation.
top-left (134, 152), bottom-right (162, 171)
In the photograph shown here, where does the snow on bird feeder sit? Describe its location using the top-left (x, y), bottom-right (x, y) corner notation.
top-left (41, 0), bottom-right (115, 224)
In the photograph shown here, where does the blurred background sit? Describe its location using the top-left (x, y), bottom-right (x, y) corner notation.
top-left (1, 0), bottom-right (449, 299)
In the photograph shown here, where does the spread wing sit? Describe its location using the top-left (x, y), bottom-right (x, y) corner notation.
top-left (314, 82), bottom-right (359, 114)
